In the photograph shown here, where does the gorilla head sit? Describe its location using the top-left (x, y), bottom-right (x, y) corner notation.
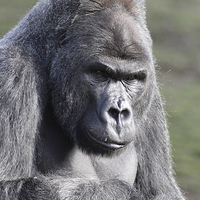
top-left (50, 0), bottom-right (154, 155)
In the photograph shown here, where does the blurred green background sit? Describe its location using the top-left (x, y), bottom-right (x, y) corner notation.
top-left (0, 0), bottom-right (200, 199)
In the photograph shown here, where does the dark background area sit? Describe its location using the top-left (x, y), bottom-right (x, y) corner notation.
top-left (0, 0), bottom-right (200, 199)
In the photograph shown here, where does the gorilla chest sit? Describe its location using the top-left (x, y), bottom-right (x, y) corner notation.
top-left (64, 145), bottom-right (138, 185)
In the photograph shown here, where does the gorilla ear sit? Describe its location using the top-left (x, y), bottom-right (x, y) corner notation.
top-left (58, 31), bottom-right (67, 47)
top-left (57, 29), bottom-right (73, 48)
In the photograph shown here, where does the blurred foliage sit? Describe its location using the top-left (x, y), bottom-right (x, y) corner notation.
top-left (160, 76), bottom-right (200, 199)
top-left (0, 0), bottom-right (200, 199)
top-left (0, 0), bottom-right (37, 36)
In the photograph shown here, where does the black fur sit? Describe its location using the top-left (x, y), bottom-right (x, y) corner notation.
top-left (0, 0), bottom-right (185, 199)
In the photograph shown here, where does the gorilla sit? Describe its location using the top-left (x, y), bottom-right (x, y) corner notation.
top-left (0, 0), bottom-right (185, 199)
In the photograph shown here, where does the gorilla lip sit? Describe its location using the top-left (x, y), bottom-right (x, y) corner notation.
top-left (86, 131), bottom-right (125, 150)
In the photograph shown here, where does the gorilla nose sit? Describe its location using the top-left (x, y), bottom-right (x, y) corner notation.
top-left (108, 107), bottom-right (130, 121)
top-left (101, 98), bottom-right (132, 126)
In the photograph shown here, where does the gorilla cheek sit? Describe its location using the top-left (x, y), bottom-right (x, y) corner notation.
top-left (51, 83), bottom-right (90, 138)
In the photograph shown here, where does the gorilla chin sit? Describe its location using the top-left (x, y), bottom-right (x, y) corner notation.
top-left (76, 125), bottom-right (135, 156)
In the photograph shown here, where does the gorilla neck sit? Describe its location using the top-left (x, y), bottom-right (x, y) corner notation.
top-left (65, 144), bottom-right (138, 185)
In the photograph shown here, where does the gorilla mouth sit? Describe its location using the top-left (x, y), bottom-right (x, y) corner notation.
top-left (86, 131), bottom-right (125, 150)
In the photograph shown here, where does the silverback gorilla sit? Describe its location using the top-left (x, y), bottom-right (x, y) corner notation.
top-left (0, 0), bottom-right (185, 199)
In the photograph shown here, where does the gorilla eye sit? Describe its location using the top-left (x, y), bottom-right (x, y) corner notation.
top-left (126, 71), bottom-right (147, 82)
top-left (95, 70), bottom-right (106, 77)
top-left (128, 75), bottom-right (136, 81)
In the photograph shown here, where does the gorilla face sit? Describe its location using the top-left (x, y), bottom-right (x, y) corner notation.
top-left (50, 4), bottom-right (154, 155)
top-left (77, 58), bottom-right (148, 155)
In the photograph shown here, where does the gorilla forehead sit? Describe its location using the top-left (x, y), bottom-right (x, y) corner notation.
top-left (66, 1), bottom-right (151, 61)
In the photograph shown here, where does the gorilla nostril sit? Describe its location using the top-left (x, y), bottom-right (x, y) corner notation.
top-left (121, 109), bottom-right (130, 119)
top-left (108, 108), bottom-right (120, 120)
top-left (108, 108), bottom-right (130, 121)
